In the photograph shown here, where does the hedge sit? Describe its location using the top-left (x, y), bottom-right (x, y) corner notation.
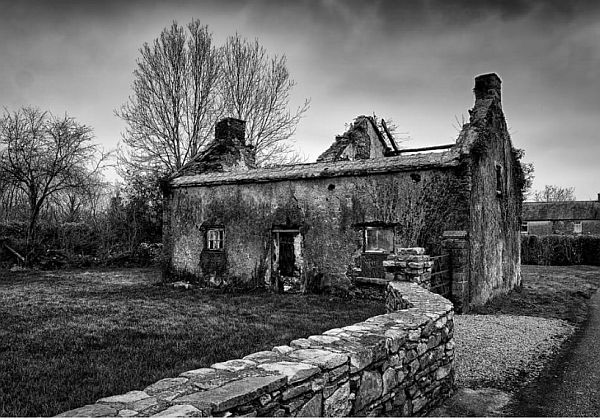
top-left (521, 234), bottom-right (600, 266)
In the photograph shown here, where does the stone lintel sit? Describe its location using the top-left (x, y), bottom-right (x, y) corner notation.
top-left (442, 230), bottom-right (468, 238)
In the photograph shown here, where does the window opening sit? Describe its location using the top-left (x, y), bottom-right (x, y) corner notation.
top-left (495, 164), bottom-right (503, 196)
top-left (521, 222), bottom-right (528, 234)
top-left (573, 222), bottom-right (582, 234)
top-left (207, 228), bottom-right (224, 250)
top-left (364, 227), bottom-right (394, 253)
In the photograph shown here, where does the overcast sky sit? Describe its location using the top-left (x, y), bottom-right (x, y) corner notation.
top-left (1, 0), bottom-right (599, 199)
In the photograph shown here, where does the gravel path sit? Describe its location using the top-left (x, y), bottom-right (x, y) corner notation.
top-left (514, 290), bottom-right (600, 416)
top-left (453, 314), bottom-right (575, 390)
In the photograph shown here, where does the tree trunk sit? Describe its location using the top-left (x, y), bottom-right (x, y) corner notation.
top-left (25, 200), bottom-right (41, 266)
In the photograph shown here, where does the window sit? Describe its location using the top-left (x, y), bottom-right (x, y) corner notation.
top-left (364, 227), bottom-right (394, 253)
top-left (495, 164), bottom-right (503, 196)
top-left (206, 228), bottom-right (224, 250)
top-left (521, 222), bottom-right (528, 234)
top-left (573, 222), bottom-right (582, 234)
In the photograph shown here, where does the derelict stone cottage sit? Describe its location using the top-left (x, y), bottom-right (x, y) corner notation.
top-left (161, 73), bottom-right (524, 312)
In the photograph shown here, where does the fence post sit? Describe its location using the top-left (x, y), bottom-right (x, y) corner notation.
top-left (442, 230), bottom-right (470, 313)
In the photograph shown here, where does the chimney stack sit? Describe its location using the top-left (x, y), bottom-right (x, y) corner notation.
top-left (215, 118), bottom-right (246, 145)
top-left (597, 193), bottom-right (600, 202)
top-left (474, 73), bottom-right (502, 103)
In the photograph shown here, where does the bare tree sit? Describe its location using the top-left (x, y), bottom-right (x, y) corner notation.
top-left (533, 185), bottom-right (576, 202)
top-left (220, 34), bottom-right (310, 166)
top-left (0, 107), bottom-right (109, 262)
top-left (520, 162), bottom-right (535, 200)
top-left (46, 173), bottom-right (109, 223)
top-left (116, 20), bottom-right (222, 173)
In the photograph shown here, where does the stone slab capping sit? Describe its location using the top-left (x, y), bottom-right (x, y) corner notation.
top-left (57, 284), bottom-right (454, 417)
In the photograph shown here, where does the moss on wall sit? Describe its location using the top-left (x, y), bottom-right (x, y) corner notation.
top-left (164, 167), bottom-right (469, 290)
top-left (467, 125), bottom-right (522, 306)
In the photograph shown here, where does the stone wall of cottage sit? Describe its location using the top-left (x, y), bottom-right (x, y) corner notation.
top-left (163, 167), bottom-right (470, 290)
top-left (455, 73), bottom-right (523, 309)
top-left (57, 282), bottom-right (454, 418)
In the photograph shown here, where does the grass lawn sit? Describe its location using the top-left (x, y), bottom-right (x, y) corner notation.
top-left (0, 268), bottom-right (383, 417)
top-left (471, 264), bottom-right (600, 324)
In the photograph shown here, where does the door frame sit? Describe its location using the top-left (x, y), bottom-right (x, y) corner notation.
top-left (271, 228), bottom-right (302, 290)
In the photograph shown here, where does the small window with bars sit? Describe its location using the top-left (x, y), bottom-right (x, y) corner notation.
top-left (573, 222), bottom-right (582, 234)
top-left (206, 228), bottom-right (224, 250)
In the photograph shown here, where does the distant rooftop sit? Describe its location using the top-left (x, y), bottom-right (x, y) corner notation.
top-left (523, 200), bottom-right (600, 221)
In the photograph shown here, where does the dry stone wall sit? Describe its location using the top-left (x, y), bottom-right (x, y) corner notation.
top-left (57, 282), bottom-right (454, 417)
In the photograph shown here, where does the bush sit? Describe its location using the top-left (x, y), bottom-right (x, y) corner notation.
top-left (522, 234), bottom-right (600, 265)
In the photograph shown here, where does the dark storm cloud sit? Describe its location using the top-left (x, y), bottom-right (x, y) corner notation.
top-left (1, 0), bottom-right (599, 198)
top-left (375, 0), bottom-right (597, 25)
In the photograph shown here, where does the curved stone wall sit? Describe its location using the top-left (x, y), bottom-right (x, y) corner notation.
top-left (57, 282), bottom-right (454, 417)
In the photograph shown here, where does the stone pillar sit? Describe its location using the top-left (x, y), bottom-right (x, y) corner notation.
top-left (382, 247), bottom-right (433, 289)
top-left (442, 231), bottom-right (470, 313)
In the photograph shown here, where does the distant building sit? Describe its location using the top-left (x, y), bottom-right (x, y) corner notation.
top-left (522, 197), bottom-right (600, 235)
top-left (162, 73), bottom-right (524, 312)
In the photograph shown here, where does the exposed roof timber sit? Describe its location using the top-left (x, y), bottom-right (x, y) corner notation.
top-left (380, 119), bottom-right (400, 153)
top-left (365, 116), bottom-right (392, 153)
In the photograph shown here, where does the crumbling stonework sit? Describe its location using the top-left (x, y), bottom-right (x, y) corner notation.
top-left (317, 115), bottom-right (392, 162)
top-left (162, 73), bottom-right (523, 312)
top-left (383, 247), bottom-right (433, 286)
top-left (441, 231), bottom-right (470, 312)
top-left (57, 282), bottom-right (454, 417)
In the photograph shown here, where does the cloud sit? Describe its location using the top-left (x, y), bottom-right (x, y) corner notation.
top-left (1, 0), bottom-right (599, 198)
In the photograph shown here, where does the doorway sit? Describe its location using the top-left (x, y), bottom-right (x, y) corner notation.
top-left (272, 229), bottom-right (303, 292)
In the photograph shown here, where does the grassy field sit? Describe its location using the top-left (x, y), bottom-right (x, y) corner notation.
top-left (0, 268), bottom-right (383, 417)
top-left (471, 265), bottom-right (600, 324)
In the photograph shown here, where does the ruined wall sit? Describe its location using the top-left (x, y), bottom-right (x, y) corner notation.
top-left (164, 167), bottom-right (469, 289)
top-left (461, 74), bottom-right (522, 307)
top-left (57, 282), bottom-right (454, 418)
top-left (317, 116), bottom-right (388, 163)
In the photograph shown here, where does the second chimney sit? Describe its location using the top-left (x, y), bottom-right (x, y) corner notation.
top-left (474, 73), bottom-right (502, 103)
top-left (215, 118), bottom-right (246, 145)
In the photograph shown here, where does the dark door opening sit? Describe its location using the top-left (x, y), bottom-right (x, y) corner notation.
top-left (272, 229), bottom-right (303, 292)
top-left (279, 233), bottom-right (296, 276)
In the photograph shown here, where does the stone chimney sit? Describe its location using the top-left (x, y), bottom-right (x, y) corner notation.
top-left (466, 73), bottom-right (505, 130)
top-left (474, 73), bottom-right (502, 103)
top-left (597, 193), bottom-right (600, 202)
top-left (215, 117), bottom-right (246, 145)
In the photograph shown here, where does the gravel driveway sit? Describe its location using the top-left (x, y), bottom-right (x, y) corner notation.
top-left (453, 314), bottom-right (575, 390)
